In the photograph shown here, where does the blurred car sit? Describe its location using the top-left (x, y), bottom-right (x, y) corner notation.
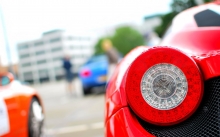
top-left (105, 1), bottom-right (220, 137)
top-left (79, 55), bottom-right (108, 95)
top-left (0, 72), bottom-right (44, 137)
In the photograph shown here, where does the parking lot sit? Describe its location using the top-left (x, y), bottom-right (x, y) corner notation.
top-left (33, 78), bottom-right (105, 137)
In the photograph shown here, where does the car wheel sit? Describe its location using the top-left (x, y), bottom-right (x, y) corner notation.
top-left (28, 98), bottom-right (44, 137)
top-left (83, 87), bottom-right (92, 95)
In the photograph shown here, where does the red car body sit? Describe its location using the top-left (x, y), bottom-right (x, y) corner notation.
top-left (105, 2), bottom-right (220, 137)
top-left (0, 72), bottom-right (44, 137)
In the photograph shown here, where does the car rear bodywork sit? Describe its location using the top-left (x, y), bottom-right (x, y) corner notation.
top-left (79, 55), bottom-right (108, 93)
top-left (105, 2), bottom-right (220, 137)
top-left (0, 74), bottom-right (43, 137)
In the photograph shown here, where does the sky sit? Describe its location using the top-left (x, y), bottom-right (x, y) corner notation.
top-left (0, 0), bottom-right (171, 66)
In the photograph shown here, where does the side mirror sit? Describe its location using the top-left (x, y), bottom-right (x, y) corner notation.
top-left (0, 73), bottom-right (14, 86)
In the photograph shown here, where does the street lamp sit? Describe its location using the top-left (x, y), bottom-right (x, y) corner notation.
top-left (0, 6), bottom-right (14, 75)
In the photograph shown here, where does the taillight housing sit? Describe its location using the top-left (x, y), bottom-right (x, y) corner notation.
top-left (125, 47), bottom-right (203, 126)
top-left (80, 69), bottom-right (91, 77)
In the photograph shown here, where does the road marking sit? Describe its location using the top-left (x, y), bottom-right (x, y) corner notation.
top-left (46, 122), bottom-right (104, 135)
top-left (90, 122), bottom-right (103, 129)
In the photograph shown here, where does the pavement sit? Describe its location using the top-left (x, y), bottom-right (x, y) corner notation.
top-left (32, 78), bottom-right (105, 137)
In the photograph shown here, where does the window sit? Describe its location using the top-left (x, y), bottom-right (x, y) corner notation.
top-left (18, 44), bottom-right (29, 50)
top-left (54, 67), bottom-right (63, 74)
top-left (39, 69), bottom-right (49, 77)
top-left (67, 36), bottom-right (75, 40)
top-left (23, 72), bottom-right (33, 80)
top-left (51, 47), bottom-right (62, 52)
top-left (54, 67), bottom-right (63, 77)
top-left (37, 60), bottom-right (47, 64)
top-left (69, 45), bottom-right (74, 49)
top-left (54, 67), bottom-right (62, 71)
top-left (20, 54), bottom-right (30, 59)
top-left (50, 37), bottom-right (61, 43)
top-left (34, 41), bottom-right (44, 46)
top-left (22, 62), bottom-right (31, 67)
top-left (194, 9), bottom-right (220, 27)
top-left (36, 51), bottom-right (45, 55)
top-left (53, 57), bottom-right (62, 61)
top-left (85, 55), bottom-right (107, 65)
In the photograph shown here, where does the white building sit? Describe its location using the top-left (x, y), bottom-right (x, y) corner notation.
top-left (17, 30), bottom-right (96, 84)
top-left (141, 14), bottom-right (162, 34)
top-left (140, 14), bottom-right (162, 46)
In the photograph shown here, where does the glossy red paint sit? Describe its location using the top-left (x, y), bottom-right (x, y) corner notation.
top-left (0, 73), bottom-right (43, 137)
top-left (105, 46), bottom-right (155, 136)
top-left (158, 3), bottom-right (220, 81)
top-left (105, 2), bottom-right (220, 137)
top-left (106, 107), bottom-right (155, 137)
top-left (162, 28), bottom-right (220, 80)
top-left (162, 28), bottom-right (220, 55)
top-left (194, 53), bottom-right (220, 80)
top-left (105, 46), bottom-right (148, 123)
top-left (106, 46), bottom-right (148, 99)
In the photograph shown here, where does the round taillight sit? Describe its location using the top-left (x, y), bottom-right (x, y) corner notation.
top-left (125, 47), bottom-right (203, 126)
top-left (81, 69), bottom-right (91, 77)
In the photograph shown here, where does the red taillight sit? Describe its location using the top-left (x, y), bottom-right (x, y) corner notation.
top-left (80, 69), bottom-right (91, 77)
top-left (125, 47), bottom-right (203, 126)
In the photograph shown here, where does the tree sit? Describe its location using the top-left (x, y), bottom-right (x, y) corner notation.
top-left (93, 26), bottom-right (145, 56)
top-left (171, 0), bottom-right (197, 13)
top-left (93, 37), bottom-right (106, 55)
top-left (154, 12), bottom-right (177, 38)
top-left (204, 0), bottom-right (212, 2)
top-left (111, 26), bottom-right (145, 56)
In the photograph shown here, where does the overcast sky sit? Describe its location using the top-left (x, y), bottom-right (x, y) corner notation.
top-left (0, 0), bottom-right (171, 66)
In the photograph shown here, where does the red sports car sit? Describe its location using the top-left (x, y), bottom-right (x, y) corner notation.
top-left (0, 72), bottom-right (44, 137)
top-left (105, 1), bottom-right (220, 137)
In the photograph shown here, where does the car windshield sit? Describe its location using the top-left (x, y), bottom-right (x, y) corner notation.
top-left (85, 55), bottom-right (107, 64)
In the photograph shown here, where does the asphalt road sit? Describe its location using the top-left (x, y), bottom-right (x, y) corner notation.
top-left (33, 78), bottom-right (105, 137)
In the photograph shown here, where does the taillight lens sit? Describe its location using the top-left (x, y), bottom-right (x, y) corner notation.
top-left (80, 69), bottom-right (91, 77)
top-left (126, 47), bottom-right (203, 126)
top-left (141, 63), bottom-right (188, 110)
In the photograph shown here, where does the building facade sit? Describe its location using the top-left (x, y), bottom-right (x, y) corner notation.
top-left (17, 30), bottom-right (96, 84)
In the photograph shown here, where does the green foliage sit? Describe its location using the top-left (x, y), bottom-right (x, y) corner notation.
top-left (93, 37), bottom-right (110, 55)
top-left (204, 0), bottom-right (213, 3)
top-left (154, 12), bottom-right (177, 38)
top-left (171, 0), bottom-right (197, 13)
top-left (111, 26), bottom-right (145, 55)
top-left (93, 26), bottom-right (145, 56)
